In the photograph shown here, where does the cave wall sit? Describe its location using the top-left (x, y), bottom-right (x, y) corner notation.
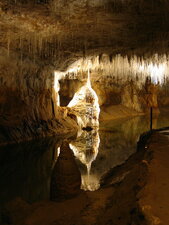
top-left (0, 48), bottom-right (78, 145)
top-left (158, 81), bottom-right (169, 108)
top-left (58, 74), bottom-right (162, 116)
top-left (58, 53), bottom-right (169, 115)
top-left (1, 0), bottom-right (169, 144)
top-left (59, 79), bottom-right (85, 106)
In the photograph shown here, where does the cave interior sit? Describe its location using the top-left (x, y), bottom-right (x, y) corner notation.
top-left (1, 0), bottom-right (169, 225)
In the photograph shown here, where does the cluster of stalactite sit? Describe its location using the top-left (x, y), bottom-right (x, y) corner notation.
top-left (2, 0), bottom-right (169, 71)
top-left (1, 0), bottom-right (169, 146)
top-left (55, 53), bottom-right (169, 114)
top-left (61, 54), bottom-right (169, 86)
top-left (0, 47), bottom-right (79, 144)
top-left (50, 0), bottom-right (169, 15)
top-left (3, 33), bottom-right (61, 64)
top-left (3, 0), bottom-right (49, 5)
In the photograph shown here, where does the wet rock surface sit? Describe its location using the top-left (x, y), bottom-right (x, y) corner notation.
top-left (0, 131), bottom-right (154, 225)
top-left (50, 142), bottom-right (81, 201)
top-left (1, 1), bottom-right (169, 224)
top-left (139, 132), bottom-right (169, 225)
top-left (1, 129), bottom-right (169, 225)
top-left (1, 0), bottom-right (169, 145)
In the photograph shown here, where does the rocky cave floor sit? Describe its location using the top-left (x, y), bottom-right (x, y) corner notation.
top-left (1, 130), bottom-right (169, 225)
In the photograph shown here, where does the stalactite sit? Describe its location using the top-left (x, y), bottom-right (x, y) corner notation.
top-left (60, 54), bottom-right (169, 87)
top-left (7, 32), bottom-right (11, 57)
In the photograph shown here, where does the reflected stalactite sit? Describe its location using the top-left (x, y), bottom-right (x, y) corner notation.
top-left (69, 129), bottom-right (100, 191)
top-left (50, 142), bottom-right (81, 201)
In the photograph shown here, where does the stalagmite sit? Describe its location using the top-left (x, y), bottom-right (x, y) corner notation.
top-left (67, 69), bottom-right (100, 128)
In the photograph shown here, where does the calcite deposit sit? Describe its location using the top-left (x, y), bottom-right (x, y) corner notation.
top-left (1, 0), bottom-right (169, 145)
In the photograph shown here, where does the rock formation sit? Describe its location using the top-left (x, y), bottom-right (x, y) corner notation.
top-left (1, 0), bottom-right (169, 144)
top-left (69, 129), bottom-right (100, 191)
top-left (68, 70), bottom-right (100, 128)
top-left (50, 141), bottom-right (81, 201)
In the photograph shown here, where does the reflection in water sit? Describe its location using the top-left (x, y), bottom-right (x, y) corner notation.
top-left (0, 138), bottom-right (61, 206)
top-left (0, 114), bottom-right (169, 206)
top-left (50, 142), bottom-right (81, 201)
top-left (69, 129), bottom-right (100, 191)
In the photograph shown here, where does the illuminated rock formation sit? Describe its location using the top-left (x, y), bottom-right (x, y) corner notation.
top-left (144, 77), bottom-right (159, 113)
top-left (1, 0), bottom-right (169, 144)
top-left (69, 129), bottom-right (100, 191)
top-left (68, 70), bottom-right (100, 128)
top-left (122, 80), bottom-right (142, 112)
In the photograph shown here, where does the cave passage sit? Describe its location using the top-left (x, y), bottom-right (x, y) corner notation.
top-left (52, 54), bottom-right (169, 133)
top-left (0, 113), bottom-right (169, 203)
top-left (1, 53), bottom-right (169, 225)
top-left (0, 113), bottom-right (169, 224)
top-left (54, 68), bottom-right (100, 129)
top-left (2, 0), bottom-right (169, 224)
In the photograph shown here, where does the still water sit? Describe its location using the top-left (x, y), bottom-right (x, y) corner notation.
top-left (0, 114), bottom-right (169, 206)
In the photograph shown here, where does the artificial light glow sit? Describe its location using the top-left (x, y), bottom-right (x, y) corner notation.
top-left (69, 129), bottom-right (100, 191)
top-left (68, 70), bottom-right (100, 128)
top-left (58, 54), bottom-right (169, 86)
top-left (54, 71), bottom-right (65, 106)
top-left (139, 63), bottom-right (166, 84)
top-left (54, 54), bottom-right (169, 111)
top-left (148, 63), bottom-right (166, 84)
top-left (53, 66), bottom-right (100, 127)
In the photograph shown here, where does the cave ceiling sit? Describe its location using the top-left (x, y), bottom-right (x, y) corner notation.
top-left (1, 0), bottom-right (169, 71)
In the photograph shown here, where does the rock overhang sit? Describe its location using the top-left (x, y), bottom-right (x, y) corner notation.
top-left (1, 0), bottom-right (169, 71)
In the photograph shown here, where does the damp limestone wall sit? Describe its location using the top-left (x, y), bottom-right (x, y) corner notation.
top-left (1, 0), bottom-right (169, 144)
top-left (0, 49), bottom-right (78, 145)
top-left (59, 74), bottom-right (162, 120)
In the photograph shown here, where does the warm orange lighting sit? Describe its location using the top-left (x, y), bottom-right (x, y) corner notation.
top-left (68, 69), bottom-right (100, 128)
top-left (139, 62), bottom-right (166, 84)
top-left (69, 129), bottom-right (100, 191)
top-left (54, 71), bottom-right (65, 106)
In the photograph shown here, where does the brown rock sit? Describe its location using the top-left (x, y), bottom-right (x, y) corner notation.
top-left (50, 141), bottom-right (81, 201)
